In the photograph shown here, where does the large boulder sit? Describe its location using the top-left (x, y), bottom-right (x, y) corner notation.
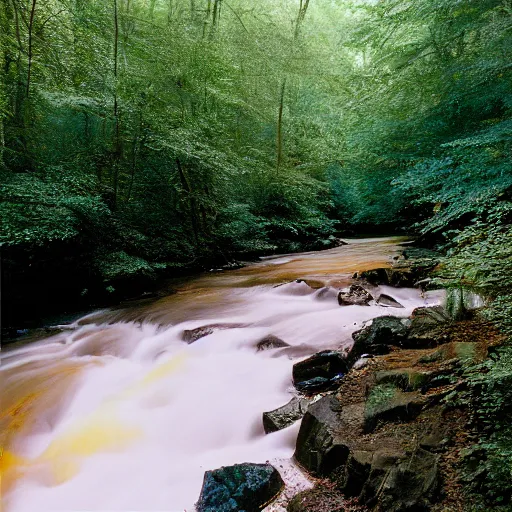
top-left (349, 316), bottom-right (410, 364)
top-left (287, 485), bottom-right (347, 512)
top-left (375, 448), bottom-right (440, 511)
top-left (292, 351), bottom-right (347, 395)
top-left (337, 285), bottom-right (374, 306)
top-left (196, 463), bottom-right (284, 512)
top-left (294, 395), bottom-right (355, 476)
top-left (338, 446), bottom-right (440, 510)
top-left (263, 397), bottom-right (310, 434)
top-left (358, 449), bottom-right (407, 507)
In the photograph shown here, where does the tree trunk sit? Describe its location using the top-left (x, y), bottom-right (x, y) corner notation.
top-left (176, 158), bottom-right (199, 242)
top-left (294, 0), bottom-right (310, 39)
top-left (26, 0), bottom-right (37, 97)
top-left (112, 0), bottom-right (121, 209)
top-left (275, 0), bottom-right (311, 172)
top-left (209, 0), bottom-right (221, 38)
top-left (276, 78), bottom-right (286, 172)
top-left (126, 112), bottom-right (143, 203)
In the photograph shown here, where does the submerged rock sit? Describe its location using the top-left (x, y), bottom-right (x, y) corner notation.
top-left (256, 335), bottom-right (289, 352)
top-left (314, 286), bottom-right (339, 302)
top-left (196, 463), bottom-right (284, 512)
top-left (182, 323), bottom-right (245, 344)
top-left (263, 397), bottom-right (310, 434)
top-left (337, 284), bottom-right (373, 306)
top-left (293, 351), bottom-right (347, 395)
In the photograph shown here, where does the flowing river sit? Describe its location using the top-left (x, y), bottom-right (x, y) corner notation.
top-left (1, 237), bottom-right (444, 512)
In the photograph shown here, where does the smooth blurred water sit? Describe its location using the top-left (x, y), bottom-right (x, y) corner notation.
top-left (0, 237), bottom-right (444, 511)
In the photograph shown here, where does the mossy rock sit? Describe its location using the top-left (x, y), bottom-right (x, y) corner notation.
top-left (375, 369), bottom-right (432, 391)
top-left (364, 384), bottom-right (424, 433)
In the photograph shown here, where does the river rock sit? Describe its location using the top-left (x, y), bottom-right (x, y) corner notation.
top-left (337, 284), bottom-right (373, 306)
top-left (256, 335), bottom-right (290, 351)
top-left (349, 316), bottom-right (410, 364)
top-left (337, 450), bottom-right (373, 497)
top-left (293, 351), bottom-right (347, 395)
top-left (376, 293), bottom-right (404, 308)
top-left (182, 323), bottom-right (246, 343)
top-left (358, 449), bottom-right (407, 507)
top-left (263, 397), bottom-right (310, 434)
top-left (357, 268), bottom-right (416, 287)
top-left (294, 395), bottom-right (352, 476)
top-left (372, 448), bottom-right (440, 511)
top-left (287, 485), bottom-right (347, 512)
top-left (196, 463), bottom-right (284, 512)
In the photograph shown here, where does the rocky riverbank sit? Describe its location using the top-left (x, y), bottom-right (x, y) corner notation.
top-left (195, 246), bottom-right (504, 511)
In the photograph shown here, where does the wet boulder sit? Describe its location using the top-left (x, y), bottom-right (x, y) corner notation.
top-left (337, 285), bottom-right (374, 306)
top-left (294, 395), bottom-right (351, 476)
top-left (196, 463), bottom-right (284, 512)
top-left (263, 397), bottom-right (310, 434)
top-left (293, 351), bottom-right (347, 395)
top-left (349, 316), bottom-right (410, 364)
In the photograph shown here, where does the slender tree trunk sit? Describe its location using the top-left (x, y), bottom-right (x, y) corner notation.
top-left (209, 0), bottom-right (221, 38)
top-left (112, 0), bottom-right (121, 209)
top-left (275, 0), bottom-right (311, 172)
top-left (26, 0), bottom-right (37, 97)
top-left (276, 78), bottom-right (286, 172)
top-left (176, 158), bottom-right (199, 242)
top-left (0, 116), bottom-right (5, 169)
top-left (126, 111), bottom-right (143, 203)
top-left (294, 0), bottom-right (310, 39)
top-left (202, 0), bottom-right (211, 37)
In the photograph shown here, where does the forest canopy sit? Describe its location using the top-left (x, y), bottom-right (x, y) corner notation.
top-left (1, 0), bottom-right (511, 319)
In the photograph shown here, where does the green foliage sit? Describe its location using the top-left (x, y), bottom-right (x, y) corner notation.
top-left (0, 167), bottom-right (111, 246)
top-left (95, 251), bottom-right (159, 282)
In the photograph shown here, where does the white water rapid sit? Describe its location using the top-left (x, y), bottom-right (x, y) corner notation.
top-left (1, 238), bottom-right (444, 512)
